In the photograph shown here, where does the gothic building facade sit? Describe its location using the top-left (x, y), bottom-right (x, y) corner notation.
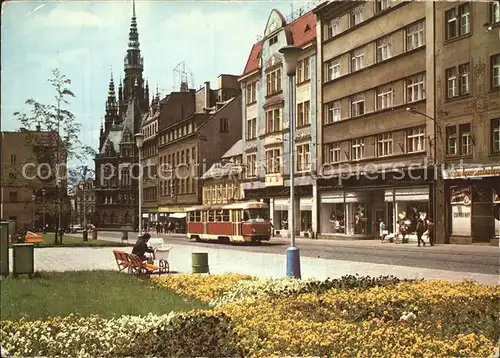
top-left (94, 0), bottom-right (150, 230)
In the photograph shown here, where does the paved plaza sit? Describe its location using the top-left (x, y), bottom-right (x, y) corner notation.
top-left (8, 239), bottom-right (499, 285)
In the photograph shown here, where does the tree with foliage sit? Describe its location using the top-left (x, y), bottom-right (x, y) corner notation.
top-left (9, 68), bottom-right (96, 244)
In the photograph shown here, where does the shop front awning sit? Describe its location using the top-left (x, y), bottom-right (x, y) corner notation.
top-left (169, 212), bottom-right (187, 219)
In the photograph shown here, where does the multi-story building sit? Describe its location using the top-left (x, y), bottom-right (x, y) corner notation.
top-left (94, 2), bottom-right (151, 230)
top-left (201, 139), bottom-right (243, 205)
top-left (314, 1), bottom-right (436, 240)
top-left (436, 1), bottom-right (500, 244)
top-left (155, 76), bottom-right (242, 224)
top-left (240, 9), bottom-right (317, 237)
top-left (140, 92), bottom-right (160, 229)
top-left (1, 127), bottom-right (68, 231)
top-left (73, 179), bottom-right (96, 227)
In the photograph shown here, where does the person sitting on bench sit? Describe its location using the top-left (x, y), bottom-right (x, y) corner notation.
top-left (132, 233), bottom-right (155, 262)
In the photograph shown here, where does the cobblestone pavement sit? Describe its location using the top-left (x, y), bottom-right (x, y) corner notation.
top-left (8, 242), bottom-right (499, 285)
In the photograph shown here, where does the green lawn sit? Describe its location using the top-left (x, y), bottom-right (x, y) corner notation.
top-left (0, 271), bottom-right (208, 320)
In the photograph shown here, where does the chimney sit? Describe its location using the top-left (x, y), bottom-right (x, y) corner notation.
top-left (204, 81), bottom-right (210, 109)
top-left (36, 124), bottom-right (41, 131)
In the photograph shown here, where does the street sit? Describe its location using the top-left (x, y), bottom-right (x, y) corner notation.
top-left (93, 231), bottom-right (500, 276)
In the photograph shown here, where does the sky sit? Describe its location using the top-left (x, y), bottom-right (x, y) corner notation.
top-left (1, 0), bottom-right (316, 169)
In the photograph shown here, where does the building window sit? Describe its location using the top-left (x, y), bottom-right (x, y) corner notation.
top-left (351, 5), bottom-right (364, 26)
top-left (246, 82), bottom-right (257, 104)
top-left (446, 63), bottom-right (469, 99)
top-left (351, 50), bottom-right (364, 72)
top-left (246, 154), bottom-right (257, 177)
top-left (492, 118), bottom-right (500, 153)
top-left (325, 59), bottom-right (340, 81)
top-left (324, 101), bottom-right (341, 124)
top-left (351, 94), bottom-right (365, 117)
top-left (296, 144), bottom-right (311, 172)
top-left (376, 0), bottom-right (391, 13)
top-left (407, 21), bottom-right (424, 51)
top-left (492, 1), bottom-right (500, 24)
top-left (247, 117), bottom-right (257, 140)
top-left (326, 18), bottom-right (340, 39)
top-left (269, 35), bottom-right (278, 46)
top-left (352, 138), bottom-right (365, 161)
top-left (446, 126), bottom-right (459, 155)
top-left (377, 84), bottom-right (393, 110)
top-left (266, 68), bottom-right (282, 96)
top-left (445, 3), bottom-right (470, 40)
top-left (10, 154), bottom-right (16, 165)
top-left (377, 132), bottom-right (393, 157)
top-left (297, 101), bottom-right (310, 127)
top-left (492, 54), bottom-right (500, 89)
top-left (460, 123), bottom-right (472, 155)
top-left (296, 57), bottom-right (310, 83)
top-left (266, 108), bottom-right (281, 133)
top-left (9, 192), bottom-right (17, 202)
top-left (407, 126), bottom-right (426, 153)
top-left (376, 36), bottom-right (392, 62)
top-left (406, 74), bottom-right (426, 103)
top-left (265, 149), bottom-right (281, 174)
top-left (324, 142), bottom-right (341, 164)
top-left (219, 118), bottom-right (229, 133)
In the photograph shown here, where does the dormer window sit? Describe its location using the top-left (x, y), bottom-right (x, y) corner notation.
top-left (305, 24), bottom-right (311, 32)
top-left (269, 35), bottom-right (278, 46)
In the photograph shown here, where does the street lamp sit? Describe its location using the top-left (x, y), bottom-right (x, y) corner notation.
top-left (279, 44), bottom-right (302, 279)
top-left (135, 132), bottom-right (145, 235)
top-left (82, 166), bottom-right (89, 241)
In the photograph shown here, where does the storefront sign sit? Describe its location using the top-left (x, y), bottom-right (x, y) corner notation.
top-left (451, 205), bottom-right (471, 236)
top-left (444, 166), bottom-right (500, 179)
top-left (450, 186), bottom-right (471, 205)
top-left (158, 206), bottom-right (188, 213)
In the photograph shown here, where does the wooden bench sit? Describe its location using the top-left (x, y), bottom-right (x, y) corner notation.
top-left (112, 250), bottom-right (131, 272)
top-left (127, 253), bottom-right (168, 276)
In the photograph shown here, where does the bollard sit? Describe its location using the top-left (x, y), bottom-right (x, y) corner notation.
top-left (192, 253), bottom-right (209, 274)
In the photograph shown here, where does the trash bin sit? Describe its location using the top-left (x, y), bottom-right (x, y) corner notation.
top-left (192, 252), bottom-right (209, 274)
top-left (0, 221), bottom-right (9, 277)
top-left (12, 243), bottom-right (34, 278)
top-left (92, 229), bottom-right (98, 240)
top-left (156, 246), bottom-right (171, 261)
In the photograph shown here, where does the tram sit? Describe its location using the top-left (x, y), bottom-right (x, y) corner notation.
top-left (186, 201), bottom-right (272, 244)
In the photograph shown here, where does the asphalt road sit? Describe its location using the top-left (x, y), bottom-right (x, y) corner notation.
top-left (96, 231), bottom-right (499, 276)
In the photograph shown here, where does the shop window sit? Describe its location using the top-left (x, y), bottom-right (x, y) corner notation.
top-left (275, 210), bottom-right (288, 230)
top-left (324, 204), bottom-right (345, 234)
top-left (300, 210), bottom-right (312, 232)
top-left (351, 203), bottom-right (367, 235)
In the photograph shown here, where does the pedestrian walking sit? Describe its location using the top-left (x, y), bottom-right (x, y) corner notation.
top-left (426, 217), bottom-right (435, 246)
top-left (415, 215), bottom-right (427, 247)
top-left (379, 219), bottom-right (388, 243)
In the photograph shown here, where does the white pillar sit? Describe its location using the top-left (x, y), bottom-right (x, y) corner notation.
top-left (312, 185), bottom-right (318, 233)
top-left (269, 198), bottom-right (275, 235)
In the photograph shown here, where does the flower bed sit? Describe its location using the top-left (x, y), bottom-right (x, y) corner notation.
top-left (1, 275), bottom-right (498, 357)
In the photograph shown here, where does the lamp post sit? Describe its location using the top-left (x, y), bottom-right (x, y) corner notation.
top-left (279, 44), bottom-right (302, 279)
top-left (82, 166), bottom-right (89, 241)
top-left (135, 133), bottom-right (145, 235)
top-left (41, 189), bottom-right (46, 232)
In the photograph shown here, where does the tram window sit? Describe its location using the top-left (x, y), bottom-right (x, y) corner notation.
top-left (222, 210), bottom-right (230, 222)
top-left (187, 212), bottom-right (192, 222)
top-left (216, 210), bottom-right (224, 222)
top-left (194, 211), bottom-right (201, 222)
top-left (243, 208), bottom-right (269, 222)
top-left (208, 211), bottom-right (215, 222)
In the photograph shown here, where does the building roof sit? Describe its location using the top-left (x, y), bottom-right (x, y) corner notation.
top-left (241, 11), bottom-right (317, 76)
top-left (202, 139), bottom-right (243, 180)
top-left (100, 97), bottom-right (138, 154)
top-left (222, 139), bottom-right (243, 159)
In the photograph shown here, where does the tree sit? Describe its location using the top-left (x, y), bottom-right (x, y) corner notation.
top-left (10, 68), bottom-right (95, 244)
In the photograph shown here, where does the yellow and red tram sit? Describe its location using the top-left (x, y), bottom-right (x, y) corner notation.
top-left (186, 201), bottom-right (272, 244)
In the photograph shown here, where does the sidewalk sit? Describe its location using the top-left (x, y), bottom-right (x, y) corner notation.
top-left (11, 238), bottom-right (499, 286)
